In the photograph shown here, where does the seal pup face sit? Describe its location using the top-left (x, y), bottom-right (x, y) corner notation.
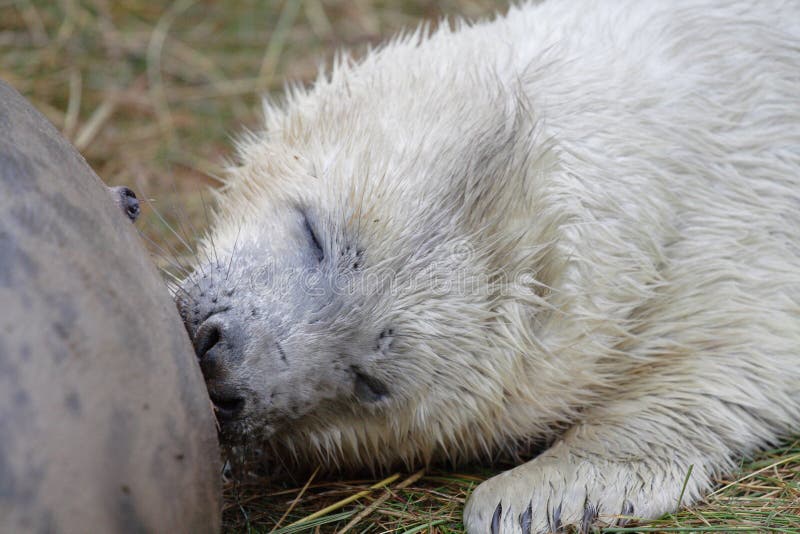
top-left (178, 196), bottom-right (403, 441)
top-left (177, 41), bottom-right (561, 469)
top-left (178, 170), bottom-right (506, 461)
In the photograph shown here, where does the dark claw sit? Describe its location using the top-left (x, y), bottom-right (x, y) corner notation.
top-left (580, 502), bottom-right (598, 534)
top-left (519, 501), bottom-right (532, 534)
top-left (491, 501), bottom-right (502, 534)
top-left (552, 502), bottom-right (562, 532)
top-left (618, 500), bottom-right (634, 527)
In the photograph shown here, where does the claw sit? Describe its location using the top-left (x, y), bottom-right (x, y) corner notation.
top-left (491, 501), bottom-right (502, 534)
top-left (618, 500), bottom-right (634, 527)
top-left (580, 502), bottom-right (598, 534)
top-left (519, 501), bottom-right (532, 534)
top-left (552, 502), bottom-right (562, 532)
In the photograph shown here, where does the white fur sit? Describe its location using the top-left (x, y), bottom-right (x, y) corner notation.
top-left (197, 1), bottom-right (800, 531)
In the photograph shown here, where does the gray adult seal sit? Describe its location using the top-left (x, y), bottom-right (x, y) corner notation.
top-left (0, 80), bottom-right (221, 533)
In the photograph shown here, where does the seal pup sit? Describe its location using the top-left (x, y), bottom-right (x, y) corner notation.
top-left (177, 1), bottom-right (800, 531)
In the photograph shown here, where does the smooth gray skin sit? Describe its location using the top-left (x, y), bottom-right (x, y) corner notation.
top-left (0, 80), bottom-right (221, 533)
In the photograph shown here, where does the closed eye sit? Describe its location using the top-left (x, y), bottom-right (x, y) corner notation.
top-left (304, 213), bottom-right (324, 262)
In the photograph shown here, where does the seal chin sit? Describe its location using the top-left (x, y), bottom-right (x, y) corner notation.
top-left (205, 378), bottom-right (248, 428)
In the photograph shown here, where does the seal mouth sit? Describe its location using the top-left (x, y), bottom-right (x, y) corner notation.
top-left (210, 392), bottom-right (245, 421)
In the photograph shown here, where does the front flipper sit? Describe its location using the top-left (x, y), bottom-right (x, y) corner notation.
top-left (461, 391), bottom-right (764, 534)
top-left (465, 439), bottom-right (671, 533)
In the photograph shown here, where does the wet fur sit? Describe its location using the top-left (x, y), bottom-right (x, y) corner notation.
top-left (186, 1), bottom-right (800, 531)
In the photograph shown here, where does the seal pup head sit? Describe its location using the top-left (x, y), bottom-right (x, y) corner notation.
top-left (177, 34), bottom-right (562, 470)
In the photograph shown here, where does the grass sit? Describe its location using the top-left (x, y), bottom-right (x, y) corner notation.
top-left (0, 0), bottom-right (501, 259)
top-left (224, 442), bottom-right (800, 533)
top-left (2, 1), bottom-right (798, 532)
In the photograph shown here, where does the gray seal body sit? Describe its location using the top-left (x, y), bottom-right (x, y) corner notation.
top-left (0, 80), bottom-right (221, 533)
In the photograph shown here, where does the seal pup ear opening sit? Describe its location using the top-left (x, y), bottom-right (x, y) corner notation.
top-left (107, 185), bottom-right (141, 222)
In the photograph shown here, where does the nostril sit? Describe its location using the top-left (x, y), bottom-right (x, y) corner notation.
top-left (193, 321), bottom-right (222, 360)
top-left (210, 393), bottom-right (244, 422)
top-left (120, 188), bottom-right (140, 221)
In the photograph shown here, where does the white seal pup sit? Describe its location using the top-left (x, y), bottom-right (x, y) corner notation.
top-left (177, 1), bottom-right (800, 531)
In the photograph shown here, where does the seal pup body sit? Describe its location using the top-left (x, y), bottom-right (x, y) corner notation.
top-left (179, 1), bottom-right (800, 531)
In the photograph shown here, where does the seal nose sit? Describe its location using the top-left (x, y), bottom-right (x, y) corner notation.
top-left (193, 320), bottom-right (222, 367)
top-left (193, 319), bottom-right (224, 378)
top-left (193, 318), bottom-right (245, 422)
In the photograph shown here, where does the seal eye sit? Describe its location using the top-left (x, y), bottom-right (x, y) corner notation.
top-left (304, 213), bottom-right (324, 262)
top-left (352, 367), bottom-right (389, 403)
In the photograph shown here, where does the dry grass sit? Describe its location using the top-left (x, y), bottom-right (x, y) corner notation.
top-left (2, 1), bottom-right (798, 532)
top-left (0, 0), bottom-right (502, 258)
top-left (223, 442), bottom-right (800, 533)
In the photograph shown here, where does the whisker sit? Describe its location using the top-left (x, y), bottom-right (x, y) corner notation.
top-left (134, 179), bottom-right (196, 277)
top-left (200, 190), bottom-right (221, 270)
top-left (168, 179), bottom-right (208, 280)
top-left (136, 176), bottom-right (196, 257)
top-left (160, 266), bottom-right (191, 289)
top-left (225, 222), bottom-right (243, 282)
top-left (163, 277), bottom-right (191, 300)
top-left (136, 226), bottom-right (192, 278)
